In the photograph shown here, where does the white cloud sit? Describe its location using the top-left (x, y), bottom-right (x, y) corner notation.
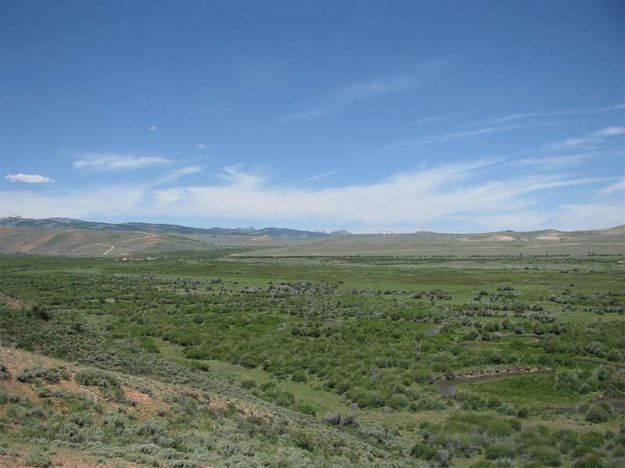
top-left (151, 166), bottom-right (203, 186)
top-left (593, 126), bottom-right (625, 137)
top-left (2, 160), bottom-right (614, 232)
top-left (290, 170), bottom-right (340, 185)
top-left (514, 153), bottom-right (593, 168)
top-left (480, 102), bottom-right (625, 126)
top-left (5, 173), bottom-right (54, 184)
top-left (147, 125), bottom-right (158, 132)
top-left (0, 187), bottom-right (144, 219)
top-left (551, 204), bottom-right (625, 231)
top-left (73, 153), bottom-right (171, 172)
top-left (418, 124), bottom-right (526, 144)
top-left (218, 165), bottom-right (262, 187)
top-left (276, 61), bottom-right (449, 124)
top-left (171, 165), bottom-right (202, 178)
top-left (600, 178), bottom-right (625, 195)
top-left (281, 76), bottom-right (420, 122)
top-left (143, 161), bottom-right (605, 231)
top-left (546, 126), bottom-right (625, 150)
top-left (381, 123), bottom-right (530, 151)
top-left (383, 106), bottom-right (623, 153)
top-left (196, 143), bottom-right (207, 149)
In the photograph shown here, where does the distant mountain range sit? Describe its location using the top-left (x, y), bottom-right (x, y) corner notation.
top-left (0, 216), bottom-right (344, 238)
top-left (0, 216), bottom-right (623, 257)
top-left (0, 216), bottom-right (350, 256)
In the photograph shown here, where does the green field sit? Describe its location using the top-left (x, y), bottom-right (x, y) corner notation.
top-left (1, 252), bottom-right (624, 466)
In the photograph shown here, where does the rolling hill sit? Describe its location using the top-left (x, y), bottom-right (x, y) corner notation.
top-left (242, 226), bottom-right (625, 257)
top-left (0, 227), bottom-right (210, 256)
top-left (0, 217), bottom-right (341, 256)
top-left (0, 216), bottom-right (333, 238)
top-left (0, 217), bottom-right (623, 256)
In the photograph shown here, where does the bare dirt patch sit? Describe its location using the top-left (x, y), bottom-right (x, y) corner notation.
top-left (486, 235), bottom-right (517, 242)
top-left (0, 292), bottom-right (28, 311)
top-left (17, 232), bottom-right (57, 252)
top-left (535, 235), bottom-right (565, 241)
top-left (123, 385), bottom-right (155, 407)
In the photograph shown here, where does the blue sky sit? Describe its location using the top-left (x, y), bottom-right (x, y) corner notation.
top-left (1, 0), bottom-right (623, 232)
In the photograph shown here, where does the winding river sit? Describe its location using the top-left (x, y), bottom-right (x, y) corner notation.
top-left (434, 370), bottom-right (553, 397)
top-left (433, 370), bottom-right (625, 412)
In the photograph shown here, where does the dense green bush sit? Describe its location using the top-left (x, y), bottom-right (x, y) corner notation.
top-left (17, 367), bottom-right (69, 384)
top-left (485, 442), bottom-right (517, 460)
top-left (75, 369), bottom-right (125, 402)
top-left (585, 403), bottom-right (611, 423)
top-left (25, 449), bottom-right (51, 467)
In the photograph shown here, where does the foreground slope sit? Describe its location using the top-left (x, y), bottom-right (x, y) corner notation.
top-left (0, 346), bottom-right (394, 467)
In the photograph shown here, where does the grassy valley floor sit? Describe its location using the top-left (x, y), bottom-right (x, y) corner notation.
top-left (0, 252), bottom-right (624, 466)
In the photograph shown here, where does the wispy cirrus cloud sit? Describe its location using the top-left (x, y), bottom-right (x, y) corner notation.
top-left (73, 153), bottom-right (171, 172)
top-left (380, 123), bottom-right (531, 151)
top-left (381, 104), bottom-right (624, 152)
top-left (280, 76), bottom-right (420, 123)
top-left (5, 173), bottom-right (55, 184)
top-left (545, 126), bottom-right (625, 150)
top-left (514, 153), bottom-right (595, 168)
top-left (599, 178), bottom-right (625, 195)
top-left (289, 170), bottom-right (340, 185)
top-left (150, 165), bottom-right (203, 186)
top-left (418, 124), bottom-right (528, 144)
top-left (276, 61), bottom-right (449, 124)
top-left (479, 102), bottom-right (625, 126)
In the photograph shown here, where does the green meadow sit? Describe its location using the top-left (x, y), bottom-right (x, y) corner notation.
top-left (1, 252), bottom-right (624, 466)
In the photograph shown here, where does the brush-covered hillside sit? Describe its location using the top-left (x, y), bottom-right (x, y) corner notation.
top-left (1, 217), bottom-right (624, 257)
top-left (0, 227), bottom-right (210, 256)
top-left (0, 217), bottom-right (339, 256)
top-left (0, 346), bottom-right (390, 467)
